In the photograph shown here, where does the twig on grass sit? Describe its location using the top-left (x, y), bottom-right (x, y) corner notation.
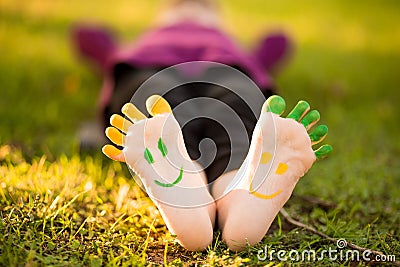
top-left (279, 208), bottom-right (400, 266)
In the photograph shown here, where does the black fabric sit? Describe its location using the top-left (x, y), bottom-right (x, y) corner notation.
top-left (106, 65), bottom-right (274, 183)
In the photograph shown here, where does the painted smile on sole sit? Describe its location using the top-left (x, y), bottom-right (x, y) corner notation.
top-left (144, 138), bottom-right (184, 188)
top-left (249, 152), bottom-right (284, 200)
top-left (154, 167), bottom-right (184, 187)
top-left (249, 180), bottom-right (282, 200)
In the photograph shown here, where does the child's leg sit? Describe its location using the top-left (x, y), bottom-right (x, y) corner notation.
top-left (103, 95), bottom-right (215, 251)
top-left (212, 95), bottom-right (332, 251)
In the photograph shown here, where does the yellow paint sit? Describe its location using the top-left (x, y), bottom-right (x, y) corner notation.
top-left (102, 144), bottom-right (125, 162)
top-left (105, 127), bottom-right (125, 146)
top-left (260, 152), bottom-right (272, 164)
top-left (121, 103), bottom-right (146, 122)
top-left (110, 114), bottom-right (132, 132)
top-left (146, 95), bottom-right (172, 116)
top-left (249, 177), bottom-right (282, 200)
top-left (275, 163), bottom-right (288, 175)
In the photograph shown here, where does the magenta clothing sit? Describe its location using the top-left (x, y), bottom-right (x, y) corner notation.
top-left (99, 22), bottom-right (274, 110)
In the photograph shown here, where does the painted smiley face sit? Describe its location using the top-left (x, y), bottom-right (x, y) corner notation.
top-left (249, 152), bottom-right (287, 200)
top-left (144, 138), bottom-right (184, 188)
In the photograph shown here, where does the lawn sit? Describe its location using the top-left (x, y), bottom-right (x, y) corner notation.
top-left (0, 0), bottom-right (399, 266)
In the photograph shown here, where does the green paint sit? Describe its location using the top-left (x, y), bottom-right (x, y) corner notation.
top-left (266, 95), bottom-right (286, 115)
top-left (144, 148), bottom-right (154, 164)
top-left (309, 124), bottom-right (328, 142)
top-left (262, 95), bottom-right (332, 160)
top-left (300, 110), bottom-right (320, 128)
top-left (287, 100), bottom-right (310, 121)
top-left (154, 167), bottom-right (183, 187)
top-left (314, 144), bottom-right (333, 159)
top-left (158, 138), bottom-right (168, 157)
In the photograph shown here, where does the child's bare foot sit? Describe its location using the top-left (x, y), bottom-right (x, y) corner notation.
top-left (214, 95), bottom-right (332, 251)
top-left (102, 95), bottom-right (215, 251)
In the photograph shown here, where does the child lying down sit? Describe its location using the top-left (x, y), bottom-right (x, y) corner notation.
top-left (73, 0), bottom-right (332, 251)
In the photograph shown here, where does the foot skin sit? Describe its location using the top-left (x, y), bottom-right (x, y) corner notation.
top-left (215, 95), bottom-right (332, 251)
top-left (102, 95), bottom-right (215, 251)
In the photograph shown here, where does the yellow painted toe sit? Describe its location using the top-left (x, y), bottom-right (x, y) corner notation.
top-left (105, 127), bottom-right (125, 146)
top-left (110, 114), bottom-right (133, 133)
top-left (146, 95), bottom-right (172, 116)
top-left (121, 103), bottom-right (146, 122)
top-left (102, 145), bottom-right (125, 162)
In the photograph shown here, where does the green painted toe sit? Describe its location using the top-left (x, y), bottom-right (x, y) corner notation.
top-left (309, 124), bottom-right (328, 143)
top-left (300, 110), bottom-right (320, 128)
top-left (265, 95), bottom-right (286, 115)
top-left (314, 144), bottom-right (333, 159)
top-left (287, 100), bottom-right (310, 121)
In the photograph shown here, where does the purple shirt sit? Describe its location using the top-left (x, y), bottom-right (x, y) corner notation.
top-left (100, 22), bottom-right (274, 109)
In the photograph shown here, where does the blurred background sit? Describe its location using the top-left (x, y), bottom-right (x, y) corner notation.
top-left (1, 0), bottom-right (399, 152)
top-left (0, 0), bottom-right (399, 264)
top-left (0, 0), bottom-right (399, 146)
top-left (1, 0), bottom-right (399, 200)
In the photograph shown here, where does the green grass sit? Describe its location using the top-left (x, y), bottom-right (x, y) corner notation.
top-left (1, 0), bottom-right (399, 266)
